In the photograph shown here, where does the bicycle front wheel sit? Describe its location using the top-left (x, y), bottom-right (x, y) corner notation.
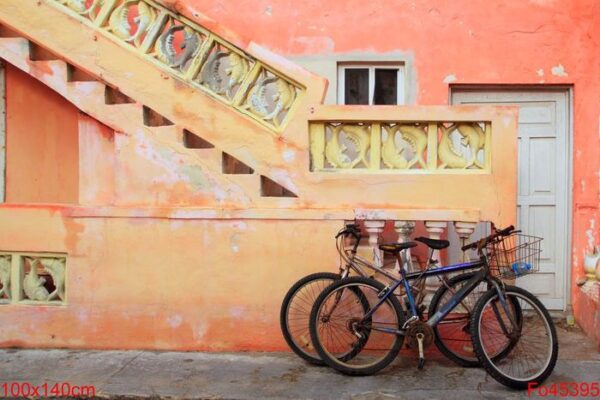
top-left (310, 276), bottom-right (405, 376)
top-left (470, 285), bottom-right (558, 389)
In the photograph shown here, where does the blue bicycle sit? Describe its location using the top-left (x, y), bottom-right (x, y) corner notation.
top-left (309, 226), bottom-right (558, 389)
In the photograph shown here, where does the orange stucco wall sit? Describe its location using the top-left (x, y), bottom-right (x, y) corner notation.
top-left (0, 206), bottom-right (343, 350)
top-left (5, 64), bottom-right (79, 203)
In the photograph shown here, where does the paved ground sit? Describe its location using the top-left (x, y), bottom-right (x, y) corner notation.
top-left (0, 324), bottom-right (598, 399)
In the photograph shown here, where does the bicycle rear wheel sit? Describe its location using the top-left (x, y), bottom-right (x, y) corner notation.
top-left (470, 285), bottom-right (558, 389)
top-left (280, 272), bottom-right (340, 365)
top-left (310, 276), bottom-right (405, 376)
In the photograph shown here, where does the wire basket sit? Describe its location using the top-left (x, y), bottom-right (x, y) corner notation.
top-left (486, 233), bottom-right (542, 279)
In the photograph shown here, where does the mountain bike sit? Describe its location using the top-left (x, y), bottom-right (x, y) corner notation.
top-left (309, 226), bottom-right (558, 389)
top-left (281, 223), bottom-right (489, 367)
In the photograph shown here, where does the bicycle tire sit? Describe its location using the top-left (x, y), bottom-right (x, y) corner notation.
top-left (428, 272), bottom-right (484, 367)
top-left (310, 276), bottom-right (406, 376)
top-left (429, 273), bottom-right (523, 368)
top-left (280, 272), bottom-right (340, 365)
top-left (470, 285), bottom-right (558, 389)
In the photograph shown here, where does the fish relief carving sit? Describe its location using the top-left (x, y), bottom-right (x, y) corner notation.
top-left (244, 74), bottom-right (296, 126)
top-left (199, 49), bottom-right (229, 93)
top-left (456, 123), bottom-right (486, 169)
top-left (224, 52), bottom-right (249, 98)
top-left (399, 124), bottom-right (428, 168)
top-left (23, 259), bottom-right (50, 302)
top-left (325, 124), bottom-right (370, 168)
top-left (157, 25), bottom-right (200, 69)
top-left (40, 258), bottom-right (66, 302)
top-left (263, 79), bottom-right (296, 127)
top-left (381, 126), bottom-right (408, 169)
top-left (245, 74), bottom-right (277, 116)
top-left (130, 2), bottom-right (156, 47)
top-left (108, 1), bottom-right (134, 40)
top-left (0, 256), bottom-right (11, 300)
top-left (438, 124), bottom-right (468, 169)
top-left (381, 124), bottom-right (428, 169)
top-left (60, 0), bottom-right (104, 18)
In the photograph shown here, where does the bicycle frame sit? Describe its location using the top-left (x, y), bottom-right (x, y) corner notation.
top-left (362, 256), bottom-right (488, 335)
top-left (336, 225), bottom-right (516, 337)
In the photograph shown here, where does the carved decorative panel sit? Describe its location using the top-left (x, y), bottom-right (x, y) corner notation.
top-left (323, 123), bottom-right (371, 169)
top-left (242, 67), bottom-right (299, 129)
top-left (381, 123), bottom-right (428, 170)
top-left (0, 255), bottom-right (11, 303)
top-left (437, 122), bottom-right (487, 170)
top-left (194, 41), bottom-right (254, 102)
top-left (57, 0), bottom-right (104, 22)
top-left (48, 0), bottom-right (303, 132)
top-left (310, 121), bottom-right (490, 173)
top-left (0, 252), bottom-right (67, 305)
top-left (105, 0), bottom-right (162, 49)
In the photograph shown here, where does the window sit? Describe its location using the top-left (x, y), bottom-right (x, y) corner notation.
top-left (337, 63), bottom-right (405, 105)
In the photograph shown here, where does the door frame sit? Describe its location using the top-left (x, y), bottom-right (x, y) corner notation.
top-left (449, 85), bottom-right (574, 310)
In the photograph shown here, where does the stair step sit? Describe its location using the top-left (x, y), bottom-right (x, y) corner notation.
top-left (0, 24), bottom-right (22, 38)
top-left (260, 176), bottom-right (298, 198)
top-left (67, 80), bottom-right (106, 97)
top-left (143, 106), bottom-right (174, 127)
top-left (105, 86), bottom-right (135, 105)
top-left (0, 37), bottom-right (30, 59)
top-left (29, 42), bottom-right (60, 61)
top-left (183, 129), bottom-right (214, 149)
top-left (67, 64), bottom-right (97, 82)
top-left (101, 103), bottom-right (144, 127)
top-left (222, 153), bottom-right (254, 174)
top-left (148, 125), bottom-right (181, 141)
top-left (30, 59), bottom-right (69, 82)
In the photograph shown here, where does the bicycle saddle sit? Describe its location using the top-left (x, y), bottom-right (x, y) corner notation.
top-left (415, 237), bottom-right (450, 250)
top-left (378, 242), bottom-right (418, 253)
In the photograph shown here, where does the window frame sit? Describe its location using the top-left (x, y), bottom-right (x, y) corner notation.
top-left (337, 62), bottom-right (406, 106)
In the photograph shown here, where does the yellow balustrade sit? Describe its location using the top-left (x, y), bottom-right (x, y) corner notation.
top-left (310, 120), bottom-right (492, 173)
top-left (50, 0), bottom-right (303, 132)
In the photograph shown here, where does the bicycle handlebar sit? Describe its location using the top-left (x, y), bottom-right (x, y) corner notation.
top-left (335, 224), bottom-right (361, 240)
top-left (461, 225), bottom-right (515, 252)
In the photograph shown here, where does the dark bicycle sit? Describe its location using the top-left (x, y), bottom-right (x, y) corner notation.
top-left (309, 225), bottom-right (558, 389)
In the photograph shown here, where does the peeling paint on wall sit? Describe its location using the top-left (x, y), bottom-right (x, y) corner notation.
top-left (443, 74), bottom-right (457, 84)
top-left (551, 64), bottom-right (568, 76)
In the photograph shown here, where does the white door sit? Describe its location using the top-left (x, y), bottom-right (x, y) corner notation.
top-left (450, 89), bottom-right (571, 310)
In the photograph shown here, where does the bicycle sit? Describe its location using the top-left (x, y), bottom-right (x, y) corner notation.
top-left (309, 226), bottom-right (558, 389)
top-left (281, 223), bottom-right (489, 367)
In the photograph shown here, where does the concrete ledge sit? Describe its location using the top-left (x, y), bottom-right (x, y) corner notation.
top-left (0, 203), bottom-right (481, 221)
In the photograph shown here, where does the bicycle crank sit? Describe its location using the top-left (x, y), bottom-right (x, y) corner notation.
top-left (405, 321), bottom-right (434, 370)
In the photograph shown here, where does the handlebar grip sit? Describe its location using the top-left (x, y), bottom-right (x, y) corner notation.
top-left (461, 241), bottom-right (478, 252)
top-left (335, 224), bottom-right (362, 239)
top-left (461, 225), bottom-right (515, 251)
top-left (497, 225), bottom-right (515, 236)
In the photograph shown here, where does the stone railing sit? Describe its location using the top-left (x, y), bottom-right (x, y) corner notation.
top-left (352, 219), bottom-right (481, 303)
top-left (49, 0), bottom-right (303, 132)
top-left (305, 105), bottom-right (518, 227)
top-left (310, 121), bottom-right (491, 172)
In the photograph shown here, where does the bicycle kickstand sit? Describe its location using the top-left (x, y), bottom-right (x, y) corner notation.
top-left (416, 333), bottom-right (425, 370)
